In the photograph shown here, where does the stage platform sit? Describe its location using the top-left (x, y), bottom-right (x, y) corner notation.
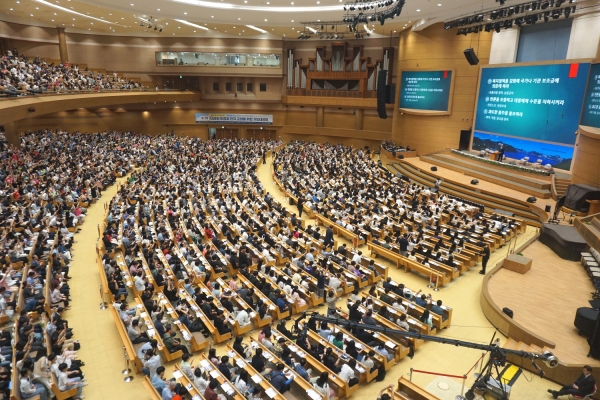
top-left (384, 155), bottom-right (554, 226)
top-left (421, 152), bottom-right (552, 198)
top-left (486, 241), bottom-right (598, 367)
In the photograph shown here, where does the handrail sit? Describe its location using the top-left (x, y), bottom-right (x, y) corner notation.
top-left (0, 88), bottom-right (188, 100)
top-left (550, 173), bottom-right (558, 201)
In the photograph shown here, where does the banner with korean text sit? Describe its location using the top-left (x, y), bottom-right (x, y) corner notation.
top-left (195, 113), bottom-right (273, 124)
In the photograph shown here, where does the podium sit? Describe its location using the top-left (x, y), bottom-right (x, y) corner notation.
top-left (503, 254), bottom-right (532, 274)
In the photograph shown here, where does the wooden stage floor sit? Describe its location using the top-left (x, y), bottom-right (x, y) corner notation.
top-left (487, 241), bottom-right (599, 366)
top-left (399, 157), bottom-right (555, 217)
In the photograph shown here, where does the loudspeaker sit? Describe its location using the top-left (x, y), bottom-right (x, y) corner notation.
top-left (397, 154), bottom-right (404, 160)
top-left (545, 205), bottom-right (552, 212)
top-left (527, 196), bottom-right (537, 203)
top-left (470, 179), bottom-right (479, 185)
top-left (464, 48), bottom-right (480, 65)
top-left (385, 84), bottom-right (395, 104)
top-left (431, 166), bottom-right (437, 171)
top-left (377, 70), bottom-right (388, 119)
top-left (502, 307), bottom-right (514, 319)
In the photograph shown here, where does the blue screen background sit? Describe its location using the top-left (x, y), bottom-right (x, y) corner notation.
top-left (475, 63), bottom-right (590, 145)
top-left (581, 63), bottom-right (600, 128)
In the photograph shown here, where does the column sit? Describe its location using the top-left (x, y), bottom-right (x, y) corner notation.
top-left (3, 122), bottom-right (19, 147)
top-left (316, 107), bottom-right (324, 127)
top-left (354, 109), bottom-right (364, 130)
top-left (57, 27), bottom-right (68, 63)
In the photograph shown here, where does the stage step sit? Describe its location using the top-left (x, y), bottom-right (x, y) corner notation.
top-left (429, 153), bottom-right (551, 190)
top-left (392, 162), bottom-right (543, 227)
top-left (554, 177), bottom-right (571, 198)
top-left (421, 154), bottom-right (552, 199)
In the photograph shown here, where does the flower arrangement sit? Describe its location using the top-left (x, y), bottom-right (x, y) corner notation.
top-left (451, 149), bottom-right (551, 176)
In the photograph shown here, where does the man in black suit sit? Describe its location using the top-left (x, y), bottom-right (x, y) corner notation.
top-left (324, 226), bottom-right (334, 247)
top-left (548, 365), bottom-right (595, 398)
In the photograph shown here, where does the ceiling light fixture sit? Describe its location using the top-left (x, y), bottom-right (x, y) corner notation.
top-left (246, 24), bottom-right (267, 33)
top-left (34, 0), bottom-right (116, 24)
top-left (172, 0), bottom-right (340, 12)
top-left (175, 19), bottom-right (210, 30)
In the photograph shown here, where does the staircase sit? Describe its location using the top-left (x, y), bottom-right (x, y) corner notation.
top-left (389, 161), bottom-right (544, 226)
top-left (553, 176), bottom-right (571, 199)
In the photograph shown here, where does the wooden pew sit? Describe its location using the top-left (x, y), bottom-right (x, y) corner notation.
top-left (133, 298), bottom-right (182, 363)
top-left (248, 340), bottom-right (326, 400)
top-left (226, 344), bottom-right (287, 400)
top-left (397, 377), bottom-right (441, 400)
top-left (109, 304), bottom-right (143, 374)
top-left (199, 353), bottom-right (246, 400)
top-left (269, 329), bottom-right (355, 399)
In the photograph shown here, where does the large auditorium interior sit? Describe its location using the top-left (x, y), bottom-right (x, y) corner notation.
top-left (1, 0), bottom-right (600, 399)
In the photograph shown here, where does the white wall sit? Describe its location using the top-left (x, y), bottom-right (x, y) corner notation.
top-left (489, 28), bottom-right (520, 64)
top-left (566, 13), bottom-right (600, 60)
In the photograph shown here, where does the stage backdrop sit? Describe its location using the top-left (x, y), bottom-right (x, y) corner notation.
top-left (581, 63), bottom-right (600, 129)
top-left (399, 70), bottom-right (453, 112)
top-left (472, 62), bottom-right (591, 170)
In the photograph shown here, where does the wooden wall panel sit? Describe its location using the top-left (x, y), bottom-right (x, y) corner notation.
top-left (572, 130), bottom-right (600, 187)
top-left (392, 23), bottom-right (492, 155)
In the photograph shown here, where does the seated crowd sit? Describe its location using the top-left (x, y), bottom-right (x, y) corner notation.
top-left (0, 129), bottom-right (158, 400)
top-left (96, 136), bottom-right (462, 400)
top-left (274, 142), bottom-right (524, 280)
top-left (1, 49), bottom-right (143, 94)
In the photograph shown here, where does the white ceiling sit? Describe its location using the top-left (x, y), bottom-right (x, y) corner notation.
top-left (1, 0), bottom-right (578, 38)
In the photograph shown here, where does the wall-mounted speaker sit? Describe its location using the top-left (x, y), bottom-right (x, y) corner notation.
top-left (464, 48), bottom-right (480, 65)
top-left (385, 84), bottom-right (395, 104)
top-left (471, 179), bottom-right (479, 185)
top-left (377, 70), bottom-right (388, 119)
top-left (527, 196), bottom-right (537, 203)
top-left (431, 166), bottom-right (438, 171)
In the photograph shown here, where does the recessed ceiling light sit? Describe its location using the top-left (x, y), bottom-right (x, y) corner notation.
top-left (121, 17), bottom-right (124, 19)
top-left (194, 30), bottom-right (196, 32)
top-left (35, 6), bottom-right (39, 9)
top-left (184, 12), bottom-right (187, 14)
top-left (54, 12), bottom-right (57, 15)
top-left (238, 17), bottom-right (241, 20)
top-left (290, 1), bottom-right (294, 3)
top-left (291, 19), bottom-right (294, 22)
top-left (109, 13), bottom-right (112, 15)
top-left (416, 9), bottom-right (420, 11)
top-left (157, 8), bottom-right (160, 10)
top-left (244, 0), bottom-right (247, 2)
top-left (438, 3), bottom-right (442, 5)
top-left (393, 30), bottom-right (396, 32)
top-left (264, 18), bottom-right (267, 21)
top-left (266, 1), bottom-right (270, 3)
top-left (130, 3), bottom-right (134, 5)
top-left (316, 1), bottom-right (319, 3)
top-left (211, 15), bottom-right (214, 18)
top-left (51, 19), bottom-right (54, 21)
top-left (30, 13), bottom-right (33, 16)
top-left (10, 8), bottom-right (13, 10)
top-left (233, 26), bottom-right (236, 28)
top-left (90, 22), bottom-right (93, 24)
top-left (72, 18), bottom-right (75, 20)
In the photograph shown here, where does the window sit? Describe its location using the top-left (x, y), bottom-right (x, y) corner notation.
top-left (237, 82), bottom-right (243, 92)
top-left (260, 83), bottom-right (267, 92)
top-left (212, 82), bottom-right (219, 92)
top-left (226, 82), bottom-right (232, 92)
top-left (247, 83), bottom-right (253, 92)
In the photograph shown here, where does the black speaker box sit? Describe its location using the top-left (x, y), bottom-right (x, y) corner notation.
top-left (545, 205), bottom-right (552, 212)
top-left (502, 307), bottom-right (514, 319)
top-left (431, 166), bottom-right (437, 171)
top-left (527, 196), bottom-right (537, 203)
top-left (385, 84), bottom-right (395, 104)
top-left (470, 179), bottom-right (479, 185)
top-left (397, 155), bottom-right (404, 160)
top-left (464, 48), bottom-right (480, 65)
top-left (377, 70), bottom-right (388, 119)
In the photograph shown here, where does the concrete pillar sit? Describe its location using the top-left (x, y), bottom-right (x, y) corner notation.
top-left (316, 107), bottom-right (324, 127)
top-left (3, 122), bottom-right (19, 147)
top-left (57, 27), bottom-right (68, 63)
top-left (354, 109), bottom-right (364, 130)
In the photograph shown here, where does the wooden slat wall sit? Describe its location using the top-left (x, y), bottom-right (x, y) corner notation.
top-left (391, 23), bottom-right (493, 155)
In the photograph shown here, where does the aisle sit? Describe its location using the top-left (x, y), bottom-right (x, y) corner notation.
top-left (255, 152), bottom-right (560, 400)
top-left (63, 178), bottom-right (147, 400)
